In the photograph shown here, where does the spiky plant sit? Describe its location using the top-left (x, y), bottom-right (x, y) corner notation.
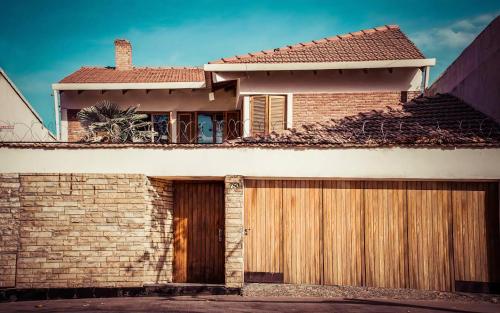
top-left (77, 101), bottom-right (154, 143)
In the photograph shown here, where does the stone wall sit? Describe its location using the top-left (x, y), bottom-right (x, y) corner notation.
top-left (293, 91), bottom-right (421, 126)
top-left (224, 176), bottom-right (244, 288)
top-left (0, 173), bottom-right (174, 288)
top-left (0, 174), bottom-right (20, 287)
top-left (143, 178), bottom-right (174, 284)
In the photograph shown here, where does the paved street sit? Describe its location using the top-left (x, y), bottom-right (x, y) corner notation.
top-left (0, 296), bottom-right (498, 313)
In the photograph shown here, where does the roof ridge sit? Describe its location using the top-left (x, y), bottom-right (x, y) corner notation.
top-left (210, 24), bottom-right (401, 64)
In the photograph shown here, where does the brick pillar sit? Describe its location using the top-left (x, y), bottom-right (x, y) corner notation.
top-left (224, 175), bottom-right (244, 288)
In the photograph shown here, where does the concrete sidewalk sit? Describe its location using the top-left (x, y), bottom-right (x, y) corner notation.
top-left (0, 295), bottom-right (498, 313)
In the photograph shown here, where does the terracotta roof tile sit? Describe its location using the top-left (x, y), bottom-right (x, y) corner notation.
top-left (238, 94), bottom-right (500, 147)
top-left (59, 67), bottom-right (205, 84)
top-left (209, 25), bottom-right (425, 64)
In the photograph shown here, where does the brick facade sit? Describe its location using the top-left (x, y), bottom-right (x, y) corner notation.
top-left (114, 39), bottom-right (132, 71)
top-left (66, 110), bottom-right (86, 142)
top-left (224, 176), bottom-right (244, 288)
top-left (0, 174), bottom-right (174, 288)
top-left (293, 91), bottom-right (421, 126)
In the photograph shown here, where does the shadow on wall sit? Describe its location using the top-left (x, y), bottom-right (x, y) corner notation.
top-left (145, 178), bottom-right (174, 284)
top-left (242, 93), bottom-right (500, 146)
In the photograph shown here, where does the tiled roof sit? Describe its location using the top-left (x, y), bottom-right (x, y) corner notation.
top-left (59, 67), bottom-right (205, 83)
top-left (238, 94), bottom-right (500, 147)
top-left (210, 25), bottom-right (425, 64)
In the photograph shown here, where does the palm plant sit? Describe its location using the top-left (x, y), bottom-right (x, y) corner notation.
top-left (77, 101), bottom-right (154, 143)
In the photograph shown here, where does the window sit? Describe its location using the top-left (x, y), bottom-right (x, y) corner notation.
top-left (177, 111), bottom-right (241, 144)
top-left (250, 95), bottom-right (287, 135)
top-left (137, 112), bottom-right (171, 143)
top-left (177, 112), bottom-right (195, 143)
top-left (152, 114), bottom-right (170, 143)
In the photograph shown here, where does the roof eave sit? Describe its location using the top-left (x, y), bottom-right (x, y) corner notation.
top-left (52, 81), bottom-right (206, 91)
top-left (204, 58), bottom-right (436, 72)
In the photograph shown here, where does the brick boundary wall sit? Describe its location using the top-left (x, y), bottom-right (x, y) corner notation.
top-left (0, 174), bottom-right (174, 289)
top-left (293, 91), bottom-right (421, 126)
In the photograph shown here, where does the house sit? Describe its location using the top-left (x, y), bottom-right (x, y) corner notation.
top-left (0, 68), bottom-right (55, 142)
top-left (0, 24), bottom-right (499, 296)
top-left (53, 25), bottom-right (434, 143)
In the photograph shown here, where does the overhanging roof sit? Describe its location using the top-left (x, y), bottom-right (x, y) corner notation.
top-left (204, 58), bottom-right (436, 72)
top-left (52, 81), bottom-right (206, 91)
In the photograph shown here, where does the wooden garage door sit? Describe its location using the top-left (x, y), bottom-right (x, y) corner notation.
top-left (452, 182), bottom-right (500, 284)
top-left (407, 182), bottom-right (454, 291)
top-left (322, 181), bottom-right (364, 287)
top-left (244, 180), bottom-right (499, 291)
top-left (173, 181), bottom-right (225, 283)
top-left (282, 180), bottom-right (323, 284)
top-left (244, 180), bottom-right (283, 282)
top-left (364, 181), bottom-right (408, 288)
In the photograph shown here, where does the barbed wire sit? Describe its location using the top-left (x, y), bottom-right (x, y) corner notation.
top-left (0, 120), bottom-right (56, 142)
top-left (1, 117), bottom-right (499, 145)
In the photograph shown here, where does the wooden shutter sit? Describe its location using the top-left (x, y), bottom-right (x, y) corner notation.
top-left (269, 96), bottom-right (286, 133)
top-left (251, 96), bottom-right (267, 135)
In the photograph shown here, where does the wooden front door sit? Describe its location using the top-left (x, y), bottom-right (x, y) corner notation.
top-left (173, 181), bottom-right (225, 283)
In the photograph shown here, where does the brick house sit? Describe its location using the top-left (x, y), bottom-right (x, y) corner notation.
top-left (52, 25), bottom-right (433, 143)
top-left (1, 23), bottom-right (500, 295)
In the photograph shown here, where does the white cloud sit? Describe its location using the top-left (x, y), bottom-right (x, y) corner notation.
top-left (411, 12), bottom-right (498, 51)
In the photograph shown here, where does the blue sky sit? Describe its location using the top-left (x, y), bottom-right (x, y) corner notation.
top-left (1, 0), bottom-right (499, 131)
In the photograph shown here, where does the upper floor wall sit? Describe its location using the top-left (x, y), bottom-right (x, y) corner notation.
top-left (60, 87), bottom-right (236, 112)
top-left (428, 16), bottom-right (500, 122)
top-left (216, 68), bottom-right (423, 94)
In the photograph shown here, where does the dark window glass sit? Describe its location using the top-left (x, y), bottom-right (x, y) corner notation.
top-left (152, 114), bottom-right (170, 143)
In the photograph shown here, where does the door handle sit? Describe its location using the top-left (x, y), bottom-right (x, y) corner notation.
top-left (218, 228), bottom-right (223, 242)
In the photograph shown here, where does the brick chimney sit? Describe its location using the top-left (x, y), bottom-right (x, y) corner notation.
top-left (114, 39), bottom-right (132, 70)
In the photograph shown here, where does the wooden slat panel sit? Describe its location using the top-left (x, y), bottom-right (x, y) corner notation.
top-left (269, 95), bottom-right (286, 133)
top-left (322, 180), bottom-right (364, 286)
top-left (243, 180), bottom-right (283, 276)
top-left (452, 182), bottom-right (500, 283)
top-left (173, 181), bottom-right (224, 283)
top-left (364, 181), bottom-right (407, 288)
top-left (250, 96), bottom-right (266, 135)
top-left (282, 180), bottom-right (322, 284)
top-left (407, 182), bottom-right (454, 291)
top-left (243, 179), bottom-right (499, 291)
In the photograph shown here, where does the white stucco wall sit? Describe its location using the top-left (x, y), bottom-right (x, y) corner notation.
top-left (60, 88), bottom-right (237, 111)
top-left (59, 87), bottom-right (238, 141)
top-left (0, 70), bottom-right (55, 142)
top-left (214, 68), bottom-right (423, 94)
top-left (1, 146), bottom-right (499, 180)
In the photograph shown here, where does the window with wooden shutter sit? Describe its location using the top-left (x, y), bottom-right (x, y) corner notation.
top-left (269, 95), bottom-right (286, 133)
top-left (250, 95), bottom-right (287, 135)
top-left (251, 95), bottom-right (267, 135)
